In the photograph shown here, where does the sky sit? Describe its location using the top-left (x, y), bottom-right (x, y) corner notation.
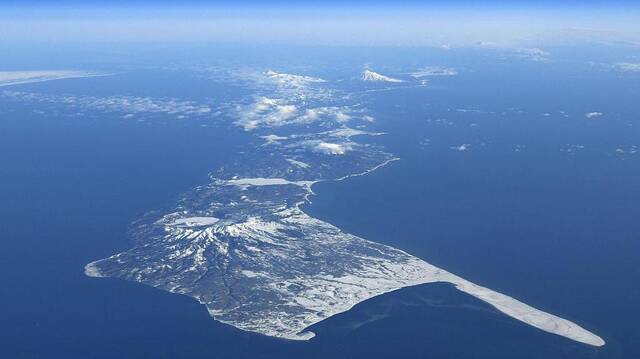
top-left (1, 1), bottom-right (639, 46)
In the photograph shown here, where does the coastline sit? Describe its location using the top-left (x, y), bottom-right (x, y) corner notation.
top-left (82, 68), bottom-right (605, 348)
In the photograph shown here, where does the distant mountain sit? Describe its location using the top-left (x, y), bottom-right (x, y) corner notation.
top-left (361, 69), bottom-right (403, 82)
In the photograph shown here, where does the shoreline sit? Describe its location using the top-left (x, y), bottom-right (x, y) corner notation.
top-left (81, 68), bottom-right (605, 348)
top-left (84, 146), bottom-right (605, 347)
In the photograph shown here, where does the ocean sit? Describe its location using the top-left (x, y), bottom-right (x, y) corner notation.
top-left (0, 45), bottom-right (638, 358)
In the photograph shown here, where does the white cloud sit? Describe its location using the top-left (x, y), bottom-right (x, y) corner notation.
top-left (614, 145), bottom-right (638, 155)
top-left (315, 142), bottom-right (350, 155)
top-left (235, 97), bottom-right (299, 130)
top-left (296, 107), bottom-right (351, 123)
top-left (1, 91), bottom-right (212, 117)
top-left (477, 45), bottom-right (551, 62)
top-left (585, 112), bottom-right (603, 119)
top-left (561, 144), bottom-right (585, 153)
top-left (261, 134), bottom-right (289, 144)
top-left (455, 108), bottom-right (494, 114)
top-left (615, 62), bottom-right (640, 72)
top-left (451, 144), bottom-right (470, 152)
top-left (335, 111), bottom-right (351, 122)
top-left (301, 108), bottom-right (320, 122)
top-left (276, 105), bottom-right (298, 118)
top-left (411, 66), bottom-right (458, 78)
top-left (295, 140), bottom-right (353, 155)
top-left (476, 41), bottom-right (500, 48)
top-left (265, 70), bottom-right (326, 87)
top-left (235, 97), bottom-right (355, 130)
top-left (512, 47), bottom-right (551, 62)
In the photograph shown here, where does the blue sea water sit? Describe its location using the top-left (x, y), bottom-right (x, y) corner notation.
top-left (0, 45), bottom-right (639, 358)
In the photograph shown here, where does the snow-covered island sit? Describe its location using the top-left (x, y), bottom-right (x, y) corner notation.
top-left (85, 68), bottom-right (605, 347)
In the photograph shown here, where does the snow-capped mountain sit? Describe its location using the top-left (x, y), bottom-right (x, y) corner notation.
top-left (361, 69), bottom-right (403, 82)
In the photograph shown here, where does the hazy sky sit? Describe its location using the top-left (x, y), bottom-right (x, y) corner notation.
top-left (1, 1), bottom-right (639, 47)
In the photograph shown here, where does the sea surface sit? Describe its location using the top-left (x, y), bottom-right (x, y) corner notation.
top-left (1, 45), bottom-right (639, 358)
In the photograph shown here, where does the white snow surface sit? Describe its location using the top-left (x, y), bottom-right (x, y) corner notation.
top-left (286, 158), bottom-right (311, 168)
top-left (226, 177), bottom-right (314, 188)
top-left (86, 182), bottom-right (605, 346)
top-left (170, 217), bottom-right (220, 227)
